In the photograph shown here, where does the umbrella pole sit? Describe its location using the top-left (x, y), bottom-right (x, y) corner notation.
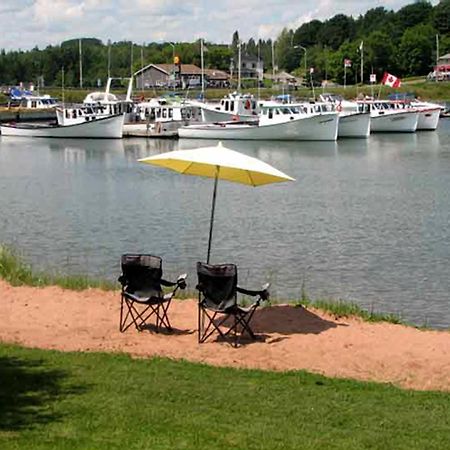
top-left (207, 166), bottom-right (219, 264)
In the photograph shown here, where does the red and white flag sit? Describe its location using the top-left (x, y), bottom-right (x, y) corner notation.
top-left (382, 72), bottom-right (401, 88)
top-left (344, 58), bottom-right (352, 68)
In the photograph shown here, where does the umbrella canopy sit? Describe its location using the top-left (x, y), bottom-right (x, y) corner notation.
top-left (138, 142), bottom-right (295, 262)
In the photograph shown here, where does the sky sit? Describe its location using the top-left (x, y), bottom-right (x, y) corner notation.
top-left (0, 0), bottom-right (439, 51)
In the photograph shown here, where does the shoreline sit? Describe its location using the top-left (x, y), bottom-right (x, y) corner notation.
top-left (1, 279), bottom-right (449, 392)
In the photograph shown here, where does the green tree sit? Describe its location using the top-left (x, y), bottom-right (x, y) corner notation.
top-left (399, 23), bottom-right (437, 75)
top-left (433, 0), bottom-right (450, 34)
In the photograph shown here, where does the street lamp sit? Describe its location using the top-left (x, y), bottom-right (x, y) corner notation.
top-left (294, 45), bottom-right (307, 85)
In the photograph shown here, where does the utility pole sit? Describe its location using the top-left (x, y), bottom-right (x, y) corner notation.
top-left (271, 40), bottom-right (275, 78)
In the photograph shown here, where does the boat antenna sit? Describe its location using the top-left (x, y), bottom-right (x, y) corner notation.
top-left (61, 66), bottom-right (65, 107)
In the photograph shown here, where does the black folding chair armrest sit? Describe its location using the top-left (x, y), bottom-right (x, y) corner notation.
top-left (160, 278), bottom-right (177, 288)
top-left (161, 274), bottom-right (187, 290)
top-left (237, 282), bottom-right (270, 301)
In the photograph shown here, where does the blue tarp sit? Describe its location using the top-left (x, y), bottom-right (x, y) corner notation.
top-left (9, 87), bottom-right (33, 99)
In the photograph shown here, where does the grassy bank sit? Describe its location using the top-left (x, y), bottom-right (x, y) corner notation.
top-left (0, 245), bottom-right (406, 325)
top-left (0, 246), bottom-right (115, 291)
top-left (0, 343), bottom-right (449, 450)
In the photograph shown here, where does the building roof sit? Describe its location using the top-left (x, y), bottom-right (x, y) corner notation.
top-left (438, 54), bottom-right (450, 61)
top-left (265, 71), bottom-right (297, 82)
top-left (203, 69), bottom-right (229, 80)
top-left (241, 54), bottom-right (259, 62)
top-left (134, 63), bottom-right (230, 79)
top-left (134, 63), bottom-right (204, 76)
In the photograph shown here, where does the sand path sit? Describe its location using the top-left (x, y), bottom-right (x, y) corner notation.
top-left (1, 279), bottom-right (449, 391)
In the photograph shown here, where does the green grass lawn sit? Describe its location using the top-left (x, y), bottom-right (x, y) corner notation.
top-left (0, 344), bottom-right (449, 450)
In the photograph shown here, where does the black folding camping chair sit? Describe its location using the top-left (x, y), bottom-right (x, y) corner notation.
top-left (196, 262), bottom-right (270, 347)
top-left (118, 254), bottom-right (186, 333)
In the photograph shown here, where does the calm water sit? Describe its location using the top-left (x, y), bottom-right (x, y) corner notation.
top-left (1, 123), bottom-right (450, 328)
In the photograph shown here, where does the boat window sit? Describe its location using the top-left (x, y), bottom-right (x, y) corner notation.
top-left (224, 101), bottom-right (229, 112)
top-left (281, 107), bottom-right (291, 114)
top-left (65, 110), bottom-right (70, 119)
top-left (268, 108), bottom-right (273, 119)
top-left (162, 109), bottom-right (167, 119)
top-left (275, 109), bottom-right (280, 115)
top-left (168, 108), bottom-right (173, 119)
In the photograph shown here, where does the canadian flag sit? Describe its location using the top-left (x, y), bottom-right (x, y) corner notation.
top-left (382, 72), bottom-right (401, 88)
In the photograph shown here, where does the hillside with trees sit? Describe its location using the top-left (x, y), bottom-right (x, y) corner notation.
top-left (0, 0), bottom-right (449, 88)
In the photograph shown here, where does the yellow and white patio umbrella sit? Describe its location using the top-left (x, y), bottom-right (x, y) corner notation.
top-left (138, 142), bottom-right (295, 263)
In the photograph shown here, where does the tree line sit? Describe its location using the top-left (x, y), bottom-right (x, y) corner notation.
top-left (0, 0), bottom-right (449, 88)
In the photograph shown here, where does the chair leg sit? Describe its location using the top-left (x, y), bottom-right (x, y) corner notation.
top-left (120, 296), bottom-right (175, 333)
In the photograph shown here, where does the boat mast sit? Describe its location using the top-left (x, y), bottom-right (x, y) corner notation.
top-left (107, 39), bottom-right (111, 79)
top-left (79, 38), bottom-right (83, 89)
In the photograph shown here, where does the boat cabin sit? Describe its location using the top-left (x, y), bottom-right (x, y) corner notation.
top-left (132, 101), bottom-right (198, 123)
top-left (214, 93), bottom-right (259, 116)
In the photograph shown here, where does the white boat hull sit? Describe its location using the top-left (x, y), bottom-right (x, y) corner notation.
top-left (417, 108), bottom-right (440, 130)
top-left (338, 112), bottom-right (370, 138)
top-left (179, 114), bottom-right (338, 141)
top-left (201, 107), bottom-right (258, 123)
top-left (370, 111), bottom-right (418, 133)
top-left (0, 114), bottom-right (124, 138)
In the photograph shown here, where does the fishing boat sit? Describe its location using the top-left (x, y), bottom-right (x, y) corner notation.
top-left (179, 103), bottom-right (338, 141)
top-left (409, 101), bottom-right (441, 130)
top-left (319, 93), bottom-right (371, 138)
top-left (123, 97), bottom-right (200, 137)
top-left (387, 93), bottom-right (442, 130)
top-left (0, 114), bottom-right (124, 138)
top-left (83, 77), bottom-right (134, 120)
top-left (359, 100), bottom-right (419, 133)
top-left (192, 92), bottom-right (259, 122)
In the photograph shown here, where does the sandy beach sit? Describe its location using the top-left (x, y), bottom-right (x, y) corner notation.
top-left (1, 279), bottom-right (449, 392)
